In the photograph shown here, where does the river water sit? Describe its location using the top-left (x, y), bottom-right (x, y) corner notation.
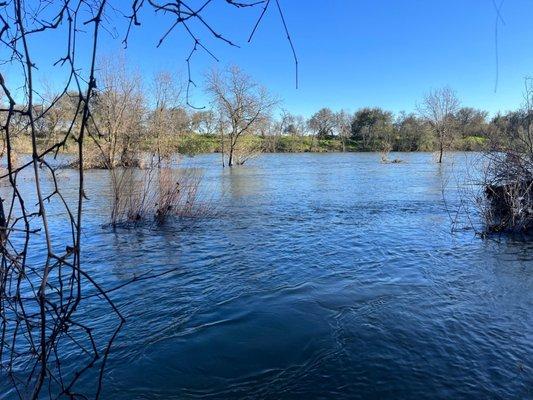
top-left (1, 152), bottom-right (532, 399)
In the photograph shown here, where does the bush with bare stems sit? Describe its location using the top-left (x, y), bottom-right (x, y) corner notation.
top-left (478, 78), bottom-right (533, 233)
top-left (481, 152), bottom-right (533, 232)
top-left (109, 160), bottom-right (213, 228)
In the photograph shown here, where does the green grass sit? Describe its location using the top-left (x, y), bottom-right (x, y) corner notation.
top-left (8, 133), bottom-right (489, 157)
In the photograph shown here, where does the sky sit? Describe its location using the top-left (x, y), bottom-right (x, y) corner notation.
top-left (15, 0), bottom-right (533, 118)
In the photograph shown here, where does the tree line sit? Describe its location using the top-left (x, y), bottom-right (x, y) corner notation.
top-left (1, 61), bottom-right (528, 168)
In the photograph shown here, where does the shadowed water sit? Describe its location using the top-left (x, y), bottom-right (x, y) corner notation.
top-left (1, 152), bottom-right (532, 399)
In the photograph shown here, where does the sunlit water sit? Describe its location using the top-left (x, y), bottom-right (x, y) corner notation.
top-left (1, 152), bottom-right (532, 399)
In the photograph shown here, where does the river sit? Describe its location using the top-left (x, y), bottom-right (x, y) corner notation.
top-left (1, 152), bottom-right (532, 399)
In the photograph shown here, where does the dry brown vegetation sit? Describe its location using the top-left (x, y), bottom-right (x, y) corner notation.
top-left (479, 79), bottom-right (533, 233)
top-left (109, 160), bottom-right (213, 228)
top-left (441, 79), bottom-right (533, 234)
top-left (481, 153), bottom-right (533, 232)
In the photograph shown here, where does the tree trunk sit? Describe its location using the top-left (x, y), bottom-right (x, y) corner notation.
top-left (438, 142), bottom-right (443, 163)
top-left (228, 144), bottom-right (234, 167)
top-left (0, 196), bottom-right (6, 244)
top-left (221, 131), bottom-right (225, 168)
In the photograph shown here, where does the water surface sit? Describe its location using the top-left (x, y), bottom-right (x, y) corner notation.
top-left (2, 152), bottom-right (532, 399)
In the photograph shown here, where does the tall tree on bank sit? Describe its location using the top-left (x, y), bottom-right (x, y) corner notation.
top-left (148, 70), bottom-right (185, 165)
top-left (351, 107), bottom-right (394, 151)
top-left (308, 107), bottom-right (337, 151)
top-left (335, 110), bottom-right (352, 152)
top-left (206, 66), bottom-right (277, 167)
top-left (91, 57), bottom-right (145, 168)
top-left (419, 87), bottom-right (460, 163)
top-left (308, 107), bottom-right (337, 139)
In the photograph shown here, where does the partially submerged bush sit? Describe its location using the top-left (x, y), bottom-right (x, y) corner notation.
top-left (480, 78), bottom-right (533, 234)
top-left (109, 163), bottom-right (214, 227)
top-left (481, 152), bottom-right (533, 232)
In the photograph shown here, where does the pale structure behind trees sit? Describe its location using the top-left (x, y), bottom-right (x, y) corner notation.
top-left (206, 66), bottom-right (278, 167)
top-left (418, 86), bottom-right (460, 163)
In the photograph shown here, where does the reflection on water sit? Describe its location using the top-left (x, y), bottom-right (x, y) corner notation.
top-left (221, 166), bottom-right (266, 200)
top-left (1, 152), bottom-right (532, 399)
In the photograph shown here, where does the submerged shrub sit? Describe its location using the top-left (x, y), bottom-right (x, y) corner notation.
top-left (109, 162), bottom-right (214, 227)
top-left (481, 152), bottom-right (533, 233)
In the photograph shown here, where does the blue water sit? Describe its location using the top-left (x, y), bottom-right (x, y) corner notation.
top-left (1, 152), bottom-right (532, 399)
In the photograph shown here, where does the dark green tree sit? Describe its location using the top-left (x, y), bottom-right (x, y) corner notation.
top-left (351, 107), bottom-right (393, 150)
top-left (393, 112), bottom-right (432, 151)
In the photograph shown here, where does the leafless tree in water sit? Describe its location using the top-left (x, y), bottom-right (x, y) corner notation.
top-left (418, 86), bottom-right (460, 163)
top-left (206, 65), bottom-right (278, 166)
top-left (0, 1), bottom-right (296, 398)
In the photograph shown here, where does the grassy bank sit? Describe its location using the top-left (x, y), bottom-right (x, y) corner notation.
top-left (6, 133), bottom-right (488, 159)
top-left (169, 134), bottom-right (488, 154)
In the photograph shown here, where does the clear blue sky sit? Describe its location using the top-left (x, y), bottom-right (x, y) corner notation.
top-left (20, 0), bottom-right (533, 117)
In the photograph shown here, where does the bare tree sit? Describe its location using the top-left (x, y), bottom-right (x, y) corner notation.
top-left (419, 86), bottom-right (460, 163)
top-left (263, 108), bottom-right (290, 152)
top-left (91, 57), bottom-right (146, 168)
top-left (206, 66), bottom-right (278, 166)
top-left (256, 113), bottom-right (275, 152)
top-left (148, 71), bottom-right (185, 164)
top-left (278, 109), bottom-right (293, 135)
top-left (308, 107), bottom-right (337, 151)
top-left (191, 110), bottom-right (217, 136)
top-left (292, 115), bottom-right (308, 137)
top-left (308, 108), bottom-right (337, 139)
top-left (38, 84), bottom-right (65, 139)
